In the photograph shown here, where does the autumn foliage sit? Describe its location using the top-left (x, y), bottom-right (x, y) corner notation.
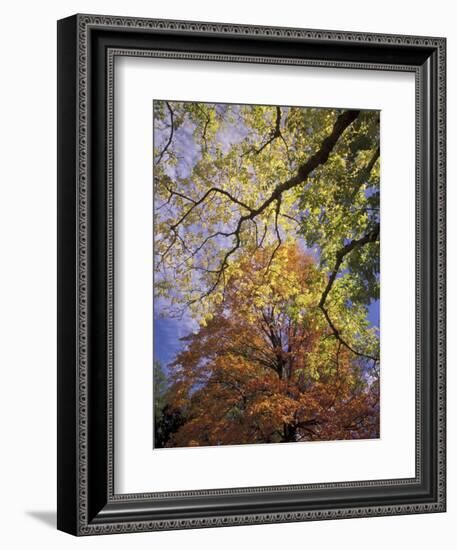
top-left (153, 101), bottom-right (380, 447)
top-left (156, 244), bottom-right (379, 446)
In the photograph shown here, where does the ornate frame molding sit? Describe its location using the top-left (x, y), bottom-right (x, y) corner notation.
top-left (57, 14), bottom-right (446, 536)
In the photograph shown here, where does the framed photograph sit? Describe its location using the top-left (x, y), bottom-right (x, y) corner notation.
top-left (57, 14), bottom-right (446, 535)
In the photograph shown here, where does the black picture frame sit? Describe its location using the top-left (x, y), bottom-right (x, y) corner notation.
top-left (57, 14), bottom-right (446, 535)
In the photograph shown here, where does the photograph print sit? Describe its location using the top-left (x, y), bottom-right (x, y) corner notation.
top-left (153, 100), bottom-right (380, 449)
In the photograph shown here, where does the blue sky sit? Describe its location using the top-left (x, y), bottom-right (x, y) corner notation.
top-left (154, 316), bottom-right (183, 367)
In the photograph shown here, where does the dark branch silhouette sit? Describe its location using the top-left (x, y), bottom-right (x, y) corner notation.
top-left (155, 101), bottom-right (174, 165)
top-left (253, 106), bottom-right (282, 155)
top-left (350, 145), bottom-right (380, 200)
top-left (162, 109), bottom-right (361, 304)
top-left (318, 224), bottom-right (380, 362)
top-left (156, 107), bottom-right (379, 362)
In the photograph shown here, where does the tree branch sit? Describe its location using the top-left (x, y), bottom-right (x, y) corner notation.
top-left (244, 109), bottom-right (361, 219)
top-left (207, 109), bottom-right (360, 276)
top-left (265, 197), bottom-right (282, 271)
top-left (163, 109), bottom-right (360, 303)
top-left (350, 145), bottom-right (380, 200)
top-left (318, 224), bottom-right (380, 362)
top-left (170, 187), bottom-right (254, 231)
top-left (319, 224), bottom-right (380, 309)
top-left (155, 101), bottom-right (175, 165)
top-left (254, 106), bottom-right (282, 155)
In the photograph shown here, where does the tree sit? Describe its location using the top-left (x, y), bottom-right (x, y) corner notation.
top-left (153, 101), bottom-right (380, 446)
top-left (162, 244), bottom-right (379, 447)
top-left (154, 102), bottom-right (380, 362)
top-left (153, 360), bottom-right (186, 447)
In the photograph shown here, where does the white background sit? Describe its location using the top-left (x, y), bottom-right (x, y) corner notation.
top-left (115, 58), bottom-right (415, 493)
top-left (0, 0), bottom-right (455, 548)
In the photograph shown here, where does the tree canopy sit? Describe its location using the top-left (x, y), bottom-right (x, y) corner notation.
top-left (153, 101), bottom-right (380, 447)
